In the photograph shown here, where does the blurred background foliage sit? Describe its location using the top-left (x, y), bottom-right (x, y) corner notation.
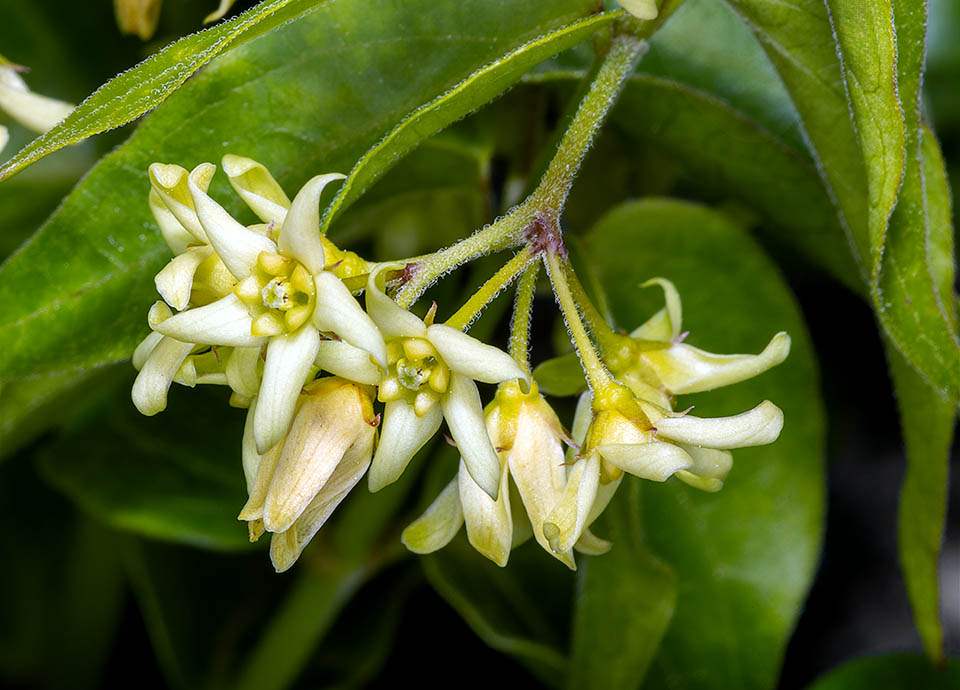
top-left (0, 0), bottom-right (957, 688)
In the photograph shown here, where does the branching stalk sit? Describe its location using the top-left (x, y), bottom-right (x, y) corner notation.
top-left (544, 250), bottom-right (613, 395)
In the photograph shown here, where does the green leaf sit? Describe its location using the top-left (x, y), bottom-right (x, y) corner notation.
top-left (0, 0), bottom-right (601, 378)
top-left (585, 199), bottom-right (825, 690)
top-left (319, 9), bottom-right (621, 233)
top-left (533, 352), bottom-right (587, 397)
top-left (0, 0), bottom-right (326, 182)
top-left (568, 480), bottom-right (676, 690)
top-left (38, 384), bottom-right (252, 550)
top-left (725, 0), bottom-right (960, 399)
top-left (825, 0), bottom-right (905, 271)
top-left (723, 0), bottom-right (868, 271)
top-left (531, 0), bottom-right (862, 291)
top-left (887, 340), bottom-right (955, 664)
top-left (805, 654), bottom-right (960, 690)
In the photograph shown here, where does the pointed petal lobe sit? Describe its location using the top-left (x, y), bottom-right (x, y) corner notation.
top-left (153, 293), bottom-right (267, 347)
top-left (222, 154), bottom-right (290, 224)
top-left (441, 374), bottom-right (500, 500)
top-left (253, 326), bottom-right (320, 453)
top-left (278, 173), bottom-right (345, 274)
top-left (459, 458), bottom-right (512, 567)
top-left (131, 337), bottom-right (194, 415)
top-left (646, 332), bottom-right (791, 394)
top-left (402, 477), bottom-right (464, 554)
top-left (368, 400), bottom-right (442, 491)
top-left (427, 324), bottom-right (526, 384)
top-left (313, 272), bottom-right (386, 368)
top-left (314, 339), bottom-right (382, 385)
top-left (654, 400), bottom-right (784, 449)
top-left (189, 169), bottom-right (277, 279)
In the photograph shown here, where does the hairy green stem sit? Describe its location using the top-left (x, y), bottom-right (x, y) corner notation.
top-left (529, 34), bottom-right (647, 212)
top-left (395, 32), bottom-right (646, 310)
top-left (510, 261), bottom-right (541, 373)
top-left (544, 251), bottom-right (612, 394)
top-left (565, 257), bottom-right (617, 344)
top-left (395, 201), bottom-right (539, 308)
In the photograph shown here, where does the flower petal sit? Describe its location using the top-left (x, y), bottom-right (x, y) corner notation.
top-left (567, 391), bottom-right (593, 463)
top-left (507, 403), bottom-right (567, 559)
top-left (149, 189), bottom-right (195, 255)
top-left (148, 162), bottom-right (212, 243)
top-left (619, 0), bottom-right (659, 23)
top-left (131, 336), bottom-right (194, 415)
top-left (237, 439), bottom-right (283, 522)
top-left (277, 173), bottom-right (345, 274)
top-left (225, 346), bottom-right (263, 398)
top-left (459, 457), bottom-right (512, 567)
top-left (132, 331), bottom-right (164, 370)
top-left (645, 332), bottom-right (791, 394)
top-left (401, 477), bottom-right (464, 554)
top-left (254, 326), bottom-right (321, 453)
top-left (654, 400), bottom-right (784, 449)
top-left (222, 154), bottom-right (291, 224)
top-left (314, 339), bottom-right (381, 386)
top-left (441, 374), bottom-right (500, 500)
top-left (368, 399), bottom-right (442, 491)
top-left (0, 81), bottom-right (74, 133)
top-left (365, 265), bottom-right (426, 338)
top-left (269, 432), bottom-right (373, 572)
top-left (681, 443), bottom-right (733, 479)
top-left (542, 454), bottom-right (599, 554)
top-left (426, 324), bottom-right (526, 385)
top-left (263, 384), bottom-right (370, 533)
top-left (154, 293), bottom-right (267, 347)
top-left (313, 272), bottom-right (387, 368)
top-left (154, 246), bottom-right (213, 311)
top-left (241, 399), bottom-right (261, 492)
top-left (574, 528), bottom-right (612, 555)
top-left (0, 125), bottom-right (8, 154)
top-left (189, 168), bottom-right (277, 279)
top-left (597, 441), bottom-right (693, 482)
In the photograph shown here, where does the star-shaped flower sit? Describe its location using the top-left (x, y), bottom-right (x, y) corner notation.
top-left (401, 380), bottom-right (610, 568)
top-left (146, 161), bottom-right (386, 453)
top-left (540, 278), bottom-right (790, 553)
top-left (364, 266), bottom-right (527, 499)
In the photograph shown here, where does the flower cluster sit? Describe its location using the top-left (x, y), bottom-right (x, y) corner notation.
top-left (132, 156), bottom-right (790, 572)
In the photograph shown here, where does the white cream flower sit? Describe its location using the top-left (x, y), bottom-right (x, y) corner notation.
top-left (132, 163), bottom-right (248, 416)
top-left (146, 161), bottom-right (386, 453)
top-left (401, 380), bottom-right (617, 568)
top-left (539, 278), bottom-right (790, 553)
top-left (364, 266), bottom-right (527, 500)
top-left (237, 377), bottom-right (378, 572)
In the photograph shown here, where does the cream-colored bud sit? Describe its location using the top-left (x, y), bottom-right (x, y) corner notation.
top-left (239, 377), bottom-right (377, 571)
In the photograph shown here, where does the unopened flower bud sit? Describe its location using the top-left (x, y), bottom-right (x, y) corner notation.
top-left (238, 377), bottom-right (377, 572)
